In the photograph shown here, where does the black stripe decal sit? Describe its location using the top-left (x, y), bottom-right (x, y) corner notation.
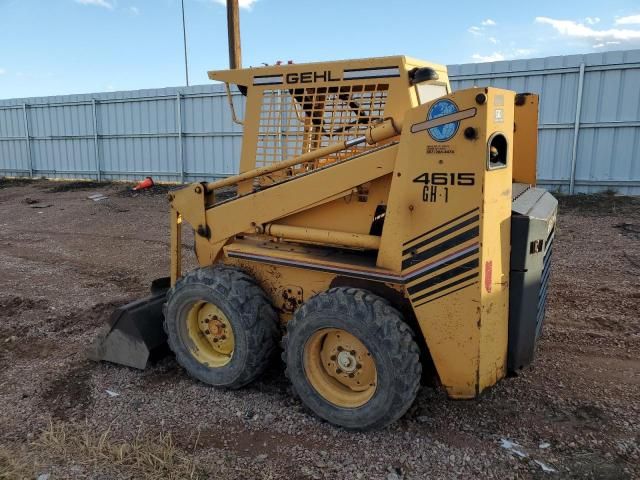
top-left (408, 259), bottom-right (479, 296)
top-left (405, 245), bottom-right (478, 287)
top-left (343, 74), bottom-right (400, 80)
top-left (228, 244), bottom-right (477, 286)
top-left (252, 74), bottom-right (284, 86)
top-left (402, 215), bottom-right (479, 257)
top-left (227, 252), bottom-right (403, 283)
top-left (403, 207), bottom-right (479, 246)
top-left (402, 226), bottom-right (479, 270)
top-left (414, 280), bottom-right (478, 308)
top-left (344, 66), bottom-right (394, 72)
top-left (412, 272), bottom-right (479, 304)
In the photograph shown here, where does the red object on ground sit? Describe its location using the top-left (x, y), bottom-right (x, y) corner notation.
top-left (132, 176), bottom-right (154, 191)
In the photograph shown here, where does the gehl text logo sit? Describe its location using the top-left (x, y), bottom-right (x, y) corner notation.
top-left (286, 71), bottom-right (340, 84)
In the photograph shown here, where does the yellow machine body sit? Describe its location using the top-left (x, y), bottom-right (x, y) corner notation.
top-left (165, 56), bottom-right (550, 399)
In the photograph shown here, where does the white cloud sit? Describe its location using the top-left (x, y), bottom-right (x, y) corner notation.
top-left (128, 6), bottom-right (139, 15)
top-left (0, 68), bottom-right (6, 75)
top-left (489, 36), bottom-right (498, 44)
top-left (514, 48), bottom-right (535, 56)
top-left (535, 16), bottom-right (640, 42)
top-left (213, 0), bottom-right (258, 9)
top-left (75, 0), bottom-right (114, 9)
top-left (585, 17), bottom-right (600, 25)
top-left (468, 19), bottom-right (496, 37)
top-left (471, 47), bottom-right (537, 63)
top-left (594, 41), bottom-right (621, 48)
top-left (615, 14), bottom-right (640, 25)
top-left (472, 52), bottom-right (505, 62)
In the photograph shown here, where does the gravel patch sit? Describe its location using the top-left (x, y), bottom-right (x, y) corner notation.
top-left (0, 182), bottom-right (638, 479)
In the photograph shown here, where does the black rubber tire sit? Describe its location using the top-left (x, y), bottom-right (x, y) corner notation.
top-left (164, 265), bottom-right (278, 389)
top-left (282, 287), bottom-right (422, 430)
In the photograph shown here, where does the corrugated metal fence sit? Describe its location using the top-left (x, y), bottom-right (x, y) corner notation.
top-left (449, 49), bottom-right (640, 194)
top-left (1, 49), bottom-right (639, 193)
top-left (0, 84), bottom-right (245, 183)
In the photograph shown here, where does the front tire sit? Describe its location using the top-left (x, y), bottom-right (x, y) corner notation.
top-left (283, 287), bottom-right (421, 430)
top-left (164, 265), bottom-right (278, 389)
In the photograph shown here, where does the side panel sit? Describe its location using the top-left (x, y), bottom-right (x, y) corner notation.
top-left (508, 188), bottom-right (557, 370)
top-left (513, 94), bottom-right (538, 185)
top-left (378, 87), bottom-right (514, 398)
top-left (478, 95), bottom-right (513, 391)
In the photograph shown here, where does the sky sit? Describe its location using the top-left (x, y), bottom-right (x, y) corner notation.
top-left (1, 0), bottom-right (640, 99)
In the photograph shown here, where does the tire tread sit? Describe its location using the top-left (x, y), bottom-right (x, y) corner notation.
top-left (282, 287), bottom-right (421, 430)
top-left (164, 265), bottom-right (278, 389)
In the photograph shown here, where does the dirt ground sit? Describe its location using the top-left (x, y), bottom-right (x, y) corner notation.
top-left (0, 179), bottom-right (638, 479)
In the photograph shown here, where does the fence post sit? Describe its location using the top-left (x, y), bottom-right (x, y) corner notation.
top-left (22, 103), bottom-right (33, 178)
top-left (92, 99), bottom-right (101, 181)
top-left (176, 92), bottom-right (184, 183)
top-left (569, 63), bottom-right (585, 195)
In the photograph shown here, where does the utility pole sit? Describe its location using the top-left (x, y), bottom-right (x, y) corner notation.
top-left (181, 0), bottom-right (190, 86)
top-left (227, 0), bottom-right (242, 69)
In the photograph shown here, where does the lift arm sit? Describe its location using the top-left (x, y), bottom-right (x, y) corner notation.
top-left (169, 119), bottom-right (402, 284)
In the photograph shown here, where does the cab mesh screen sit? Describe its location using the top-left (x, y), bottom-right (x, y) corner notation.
top-left (256, 84), bottom-right (389, 167)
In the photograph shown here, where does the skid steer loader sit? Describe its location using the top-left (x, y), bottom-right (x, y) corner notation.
top-left (90, 56), bottom-right (557, 430)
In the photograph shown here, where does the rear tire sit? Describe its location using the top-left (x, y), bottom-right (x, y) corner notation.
top-left (282, 287), bottom-right (421, 430)
top-left (164, 265), bottom-right (278, 389)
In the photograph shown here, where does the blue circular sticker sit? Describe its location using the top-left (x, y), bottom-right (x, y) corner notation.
top-left (427, 99), bottom-right (459, 142)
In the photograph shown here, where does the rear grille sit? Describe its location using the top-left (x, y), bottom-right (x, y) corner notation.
top-left (535, 229), bottom-right (554, 338)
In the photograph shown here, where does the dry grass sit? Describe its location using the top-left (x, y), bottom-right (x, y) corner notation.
top-left (0, 446), bottom-right (37, 480)
top-left (0, 420), bottom-right (207, 480)
top-left (39, 420), bottom-right (205, 479)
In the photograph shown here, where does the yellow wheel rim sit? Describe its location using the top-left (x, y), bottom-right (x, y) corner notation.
top-left (303, 328), bottom-right (377, 408)
top-left (186, 301), bottom-right (235, 367)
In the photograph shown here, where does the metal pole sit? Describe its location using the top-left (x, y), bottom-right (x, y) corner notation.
top-left (176, 92), bottom-right (184, 183)
top-left (227, 0), bottom-right (242, 69)
top-left (92, 99), bottom-right (101, 181)
top-left (22, 104), bottom-right (33, 178)
top-left (181, 0), bottom-right (190, 86)
top-left (569, 62), bottom-right (585, 195)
